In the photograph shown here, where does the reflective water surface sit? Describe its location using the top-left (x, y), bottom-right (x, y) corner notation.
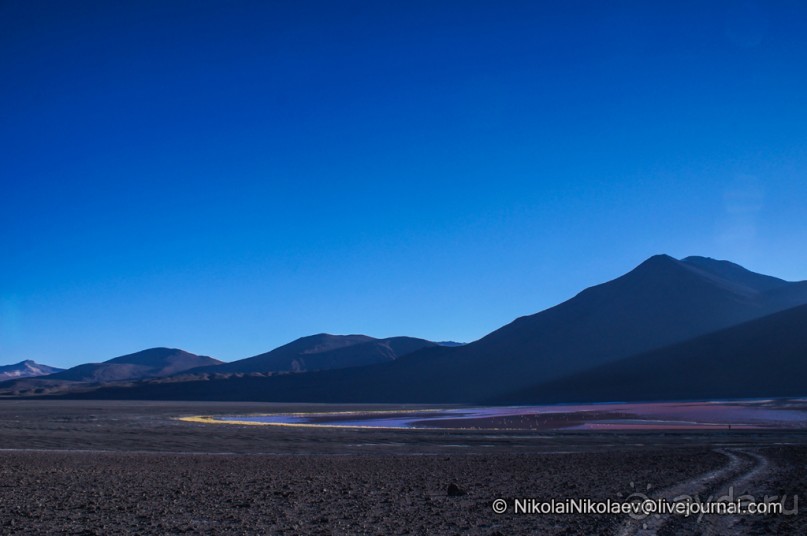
top-left (214, 398), bottom-right (807, 431)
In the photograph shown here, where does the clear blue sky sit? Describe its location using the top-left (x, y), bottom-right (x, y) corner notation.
top-left (3, 1), bottom-right (807, 367)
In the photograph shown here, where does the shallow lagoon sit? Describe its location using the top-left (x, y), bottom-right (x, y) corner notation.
top-left (214, 398), bottom-right (807, 431)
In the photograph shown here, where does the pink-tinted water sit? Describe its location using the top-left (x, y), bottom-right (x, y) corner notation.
top-left (217, 398), bottom-right (807, 431)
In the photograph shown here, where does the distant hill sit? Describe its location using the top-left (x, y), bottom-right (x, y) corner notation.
top-left (45, 348), bottom-right (222, 382)
top-left (185, 334), bottom-right (436, 375)
top-left (62, 255), bottom-right (807, 403)
top-left (0, 349), bottom-right (221, 397)
top-left (497, 304), bottom-right (807, 403)
top-left (0, 360), bottom-right (63, 381)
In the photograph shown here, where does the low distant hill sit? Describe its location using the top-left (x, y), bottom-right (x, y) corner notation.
top-left (47, 348), bottom-right (222, 382)
top-left (0, 360), bottom-right (64, 381)
top-left (0, 348), bottom-right (221, 396)
top-left (185, 334), bottom-right (437, 375)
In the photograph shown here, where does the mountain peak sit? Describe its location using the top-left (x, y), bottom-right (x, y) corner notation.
top-left (633, 254), bottom-right (681, 271)
top-left (647, 253), bottom-right (676, 262)
top-left (622, 255), bottom-right (791, 296)
top-left (287, 334), bottom-right (376, 356)
top-left (106, 347), bottom-right (197, 365)
top-left (295, 333), bottom-right (374, 344)
top-left (0, 360), bottom-right (64, 380)
top-left (620, 254), bottom-right (686, 280)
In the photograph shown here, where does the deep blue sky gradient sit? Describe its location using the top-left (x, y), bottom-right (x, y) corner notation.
top-left (3, 1), bottom-right (807, 366)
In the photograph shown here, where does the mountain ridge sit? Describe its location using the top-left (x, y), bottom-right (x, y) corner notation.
top-left (46, 254), bottom-right (807, 403)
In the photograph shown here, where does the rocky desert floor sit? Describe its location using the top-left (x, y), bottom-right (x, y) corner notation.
top-left (0, 400), bottom-right (805, 535)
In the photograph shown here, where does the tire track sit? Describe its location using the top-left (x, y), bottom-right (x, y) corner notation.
top-left (697, 450), bottom-right (770, 536)
top-left (617, 448), bottom-right (769, 536)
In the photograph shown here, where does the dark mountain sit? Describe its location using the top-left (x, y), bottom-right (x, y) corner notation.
top-left (0, 360), bottom-right (64, 381)
top-left (386, 254), bottom-right (807, 402)
top-left (65, 255), bottom-right (807, 403)
top-left (187, 334), bottom-right (436, 375)
top-left (498, 304), bottom-right (807, 403)
top-left (44, 348), bottom-right (221, 383)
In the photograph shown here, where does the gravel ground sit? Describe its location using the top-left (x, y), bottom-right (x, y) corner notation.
top-left (0, 401), bottom-right (804, 535)
top-left (0, 449), bottom-right (727, 535)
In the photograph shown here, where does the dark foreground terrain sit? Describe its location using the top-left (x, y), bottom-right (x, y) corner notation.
top-left (0, 401), bottom-right (805, 535)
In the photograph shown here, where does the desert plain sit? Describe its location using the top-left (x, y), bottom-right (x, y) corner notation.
top-left (0, 400), bottom-right (805, 535)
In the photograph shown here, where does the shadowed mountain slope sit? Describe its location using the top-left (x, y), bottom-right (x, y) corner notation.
top-left (497, 304), bottom-right (807, 403)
